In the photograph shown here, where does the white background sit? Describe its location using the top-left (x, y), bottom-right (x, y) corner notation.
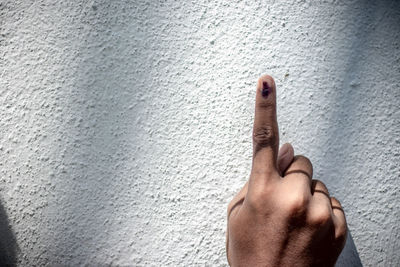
top-left (1, 0), bottom-right (399, 266)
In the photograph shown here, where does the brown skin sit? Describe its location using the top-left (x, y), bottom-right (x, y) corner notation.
top-left (226, 75), bottom-right (347, 267)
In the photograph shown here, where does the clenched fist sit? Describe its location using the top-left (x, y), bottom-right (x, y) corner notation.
top-left (226, 75), bottom-right (347, 267)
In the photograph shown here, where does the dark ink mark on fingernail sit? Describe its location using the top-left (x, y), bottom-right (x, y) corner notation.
top-left (262, 81), bottom-right (270, 98)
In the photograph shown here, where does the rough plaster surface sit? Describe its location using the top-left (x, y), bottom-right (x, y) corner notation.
top-left (0, 0), bottom-right (399, 266)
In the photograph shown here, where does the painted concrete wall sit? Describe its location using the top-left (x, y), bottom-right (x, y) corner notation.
top-left (1, 0), bottom-right (399, 266)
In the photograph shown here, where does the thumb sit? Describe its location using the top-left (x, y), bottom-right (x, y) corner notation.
top-left (277, 143), bottom-right (294, 176)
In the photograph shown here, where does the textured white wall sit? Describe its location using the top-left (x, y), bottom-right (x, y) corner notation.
top-left (1, 0), bottom-right (399, 266)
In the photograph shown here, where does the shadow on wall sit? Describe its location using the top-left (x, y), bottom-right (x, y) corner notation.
top-left (336, 231), bottom-right (363, 267)
top-left (0, 199), bottom-right (17, 266)
top-left (321, 1), bottom-right (399, 266)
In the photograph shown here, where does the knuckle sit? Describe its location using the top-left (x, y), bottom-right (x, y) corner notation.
top-left (312, 180), bottom-right (329, 195)
top-left (247, 186), bottom-right (271, 210)
top-left (295, 155), bottom-right (313, 175)
top-left (331, 196), bottom-right (341, 206)
top-left (336, 223), bottom-right (348, 240)
top-left (309, 205), bottom-right (332, 225)
top-left (253, 126), bottom-right (276, 149)
top-left (284, 191), bottom-right (310, 215)
top-left (312, 178), bottom-right (322, 185)
top-left (298, 155), bottom-right (312, 165)
top-left (247, 190), bottom-right (265, 209)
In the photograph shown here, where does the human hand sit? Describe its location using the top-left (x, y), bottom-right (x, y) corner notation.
top-left (226, 75), bottom-right (347, 267)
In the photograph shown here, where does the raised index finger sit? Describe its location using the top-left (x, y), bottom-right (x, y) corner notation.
top-left (252, 75), bottom-right (279, 177)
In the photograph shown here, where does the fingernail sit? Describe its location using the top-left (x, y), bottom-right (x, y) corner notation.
top-left (262, 81), bottom-right (270, 98)
top-left (278, 143), bottom-right (289, 158)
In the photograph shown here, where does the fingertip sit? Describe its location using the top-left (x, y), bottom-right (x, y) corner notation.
top-left (286, 143), bottom-right (294, 158)
top-left (278, 143), bottom-right (294, 158)
top-left (257, 74), bottom-right (275, 87)
top-left (278, 143), bottom-right (294, 175)
top-left (257, 75), bottom-right (276, 98)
